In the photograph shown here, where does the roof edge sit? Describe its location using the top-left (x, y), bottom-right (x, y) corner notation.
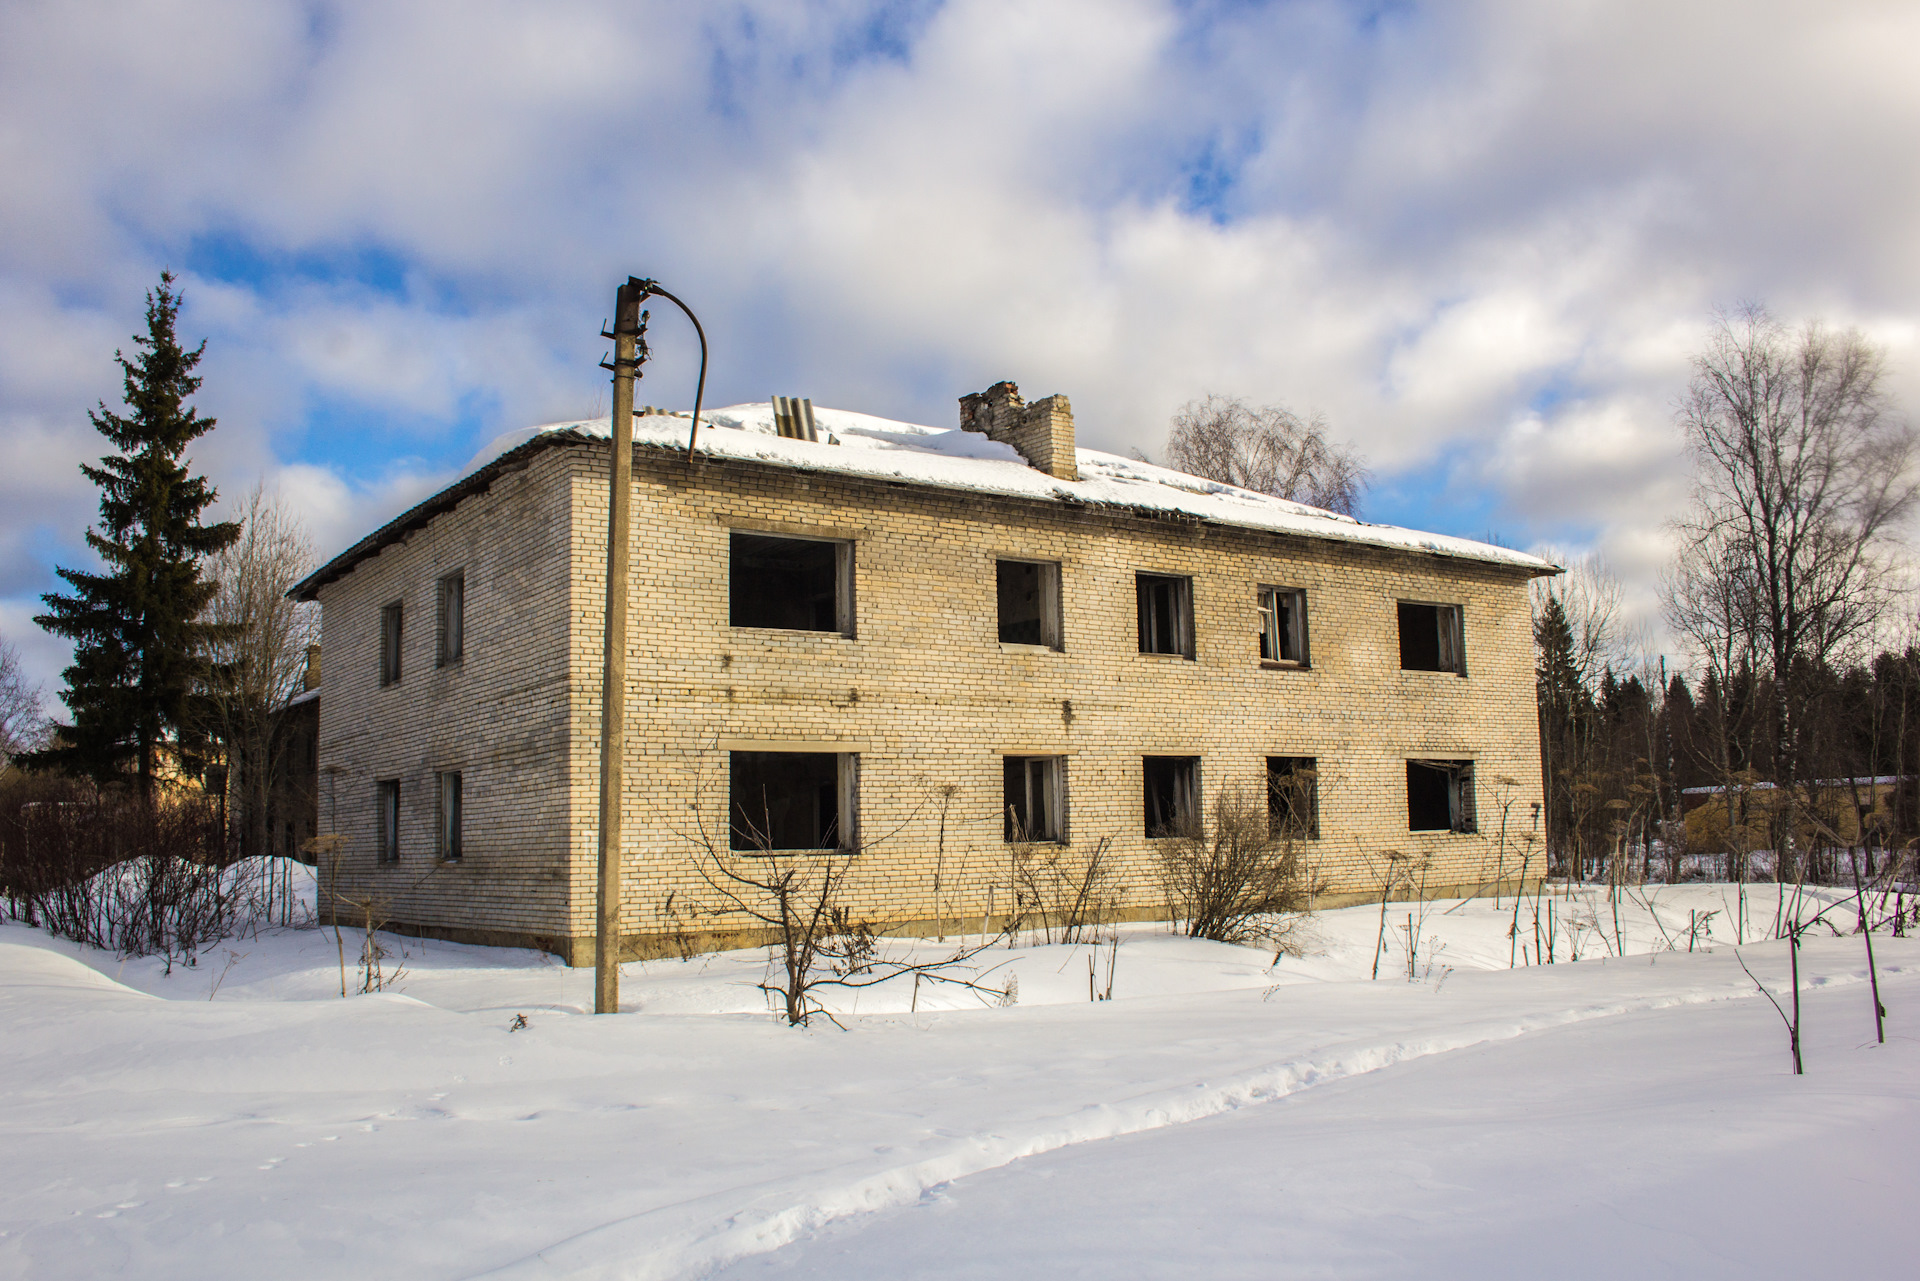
top-left (287, 429), bottom-right (589, 601)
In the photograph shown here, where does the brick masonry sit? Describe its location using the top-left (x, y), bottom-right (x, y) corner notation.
top-left (315, 436), bottom-right (1548, 963)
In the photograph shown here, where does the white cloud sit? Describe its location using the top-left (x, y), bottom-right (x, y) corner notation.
top-left (3, 0), bottom-right (1919, 672)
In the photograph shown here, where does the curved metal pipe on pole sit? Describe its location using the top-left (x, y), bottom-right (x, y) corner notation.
top-left (593, 276), bottom-right (708, 1014)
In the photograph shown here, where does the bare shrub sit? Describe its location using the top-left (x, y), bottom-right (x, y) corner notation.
top-left (1158, 786), bottom-right (1319, 946)
top-left (680, 780), bottom-right (1005, 1027)
top-left (1011, 834), bottom-right (1120, 945)
top-left (0, 775), bottom-right (273, 965)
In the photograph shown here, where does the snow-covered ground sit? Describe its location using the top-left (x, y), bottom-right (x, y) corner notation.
top-left (2, 883), bottom-right (1912, 1279)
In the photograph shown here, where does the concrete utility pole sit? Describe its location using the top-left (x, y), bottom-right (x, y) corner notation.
top-left (595, 279), bottom-right (646, 1014)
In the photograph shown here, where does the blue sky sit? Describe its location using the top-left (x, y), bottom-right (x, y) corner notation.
top-left (4, 0), bottom-right (1918, 694)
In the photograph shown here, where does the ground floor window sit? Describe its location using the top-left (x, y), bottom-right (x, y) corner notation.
top-left (730, 751), bottom-right (854, 851)
top-left (437, 771), bottom-right (463, 862)
top-left (1267, 756), bottom-right (1319, 840)
top-left (1003, 756), bottom-right (1065, 842)
top-left (1143, 755), bottom-right (1200, 836)
top-left (1407, 759), bottom-right (1475, 833)
top-left (376, 779), bottom-right (400, 862)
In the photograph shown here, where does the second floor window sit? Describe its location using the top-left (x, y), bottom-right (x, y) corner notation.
top-left (379, 601), bottom-right (403, 686)
top-left (730, 532), bottom-right (854, 635)
top-left (997, 559), bottom-right (1063, 648)
top-left (1137, 574), bottom-right (1195, 658)
top-left (1398, 601), bottom-right (1465, 675)
top-left (1258, 587), bottom-right (1308, 665)
top-left (437, 572), bottom-right (464, 667)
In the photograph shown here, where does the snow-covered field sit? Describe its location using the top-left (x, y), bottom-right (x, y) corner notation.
top-left (2, 883), bottom-right (1913, 1280)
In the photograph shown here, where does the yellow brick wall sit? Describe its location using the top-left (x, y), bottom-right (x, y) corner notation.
top-left (318, 439), bottom-right (1547, 962)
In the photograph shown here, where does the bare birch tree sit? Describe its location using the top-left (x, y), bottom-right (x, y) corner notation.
top-left (1667, 305), bottom-right (1916, 878)
top-left (201, 487), bottom-right (318, 859)
top-left (1165, 395), bottom-right (1370, 516)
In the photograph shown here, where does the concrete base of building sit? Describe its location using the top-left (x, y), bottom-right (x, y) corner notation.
top-left (329, 875), bottom-right (1546, 968)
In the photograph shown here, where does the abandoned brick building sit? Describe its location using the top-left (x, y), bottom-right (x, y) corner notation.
top-left (290, 383), bottom-right (1556, 963)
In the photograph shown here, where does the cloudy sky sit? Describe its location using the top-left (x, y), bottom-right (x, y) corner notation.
top-left (3, 0), bottom-right (1918, 698)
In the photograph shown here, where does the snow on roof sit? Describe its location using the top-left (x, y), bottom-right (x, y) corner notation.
top-left (466, 403), bottom-right (1556, 573)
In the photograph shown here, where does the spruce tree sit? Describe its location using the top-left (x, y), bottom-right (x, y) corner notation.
top-left (32, 273), bottom-right (240, 799)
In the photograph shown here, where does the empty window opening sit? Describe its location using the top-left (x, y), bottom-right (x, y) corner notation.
top-left (1143, 755), bottom-right (1201, 836)
top-left (437, 771), bottom-right (463, 862)
top-left (1267, 756), bottom-right (1319, 840)
top-left (437, 572), bottom-right (464, 667)
top-left (1398, 602), bottom-right (1464, 674)
top-left (997, 559), bottom-right (1063, 648)
top-left (1137, 574), bottom-right (1195, 658)
top-left (1259, 587), bottom-right (1308, 665)
top-left (730, 532), bottom-right (852, 634)
top-left (1407, 759), bottom-right (1475, 833)
top-left (730, 751), bottom-right (853, 851)
top-left (379, 601), bottom-right (403, 686)
top-left (1003, 756), bottom-right (1066, 842)
top-left (376, 779), bottom-right (400, 862)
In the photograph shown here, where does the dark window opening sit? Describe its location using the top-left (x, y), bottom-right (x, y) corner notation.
top-left (730, 751), bottom-right (850, 851)
top-left (1407, 759), bottom-right (1475, 833)
top-left (1259, 587), bottom-right (1308, 665)
top-left (1267, 756), bottom-right (1319, 840)
top-left (730, 533), bottom-right (850, 633)
top-left (437, 771), bottom-right (463, 862)
top-left (1143, 755), bottom-right (1200, 836)
top-left (997, 559), bottom-right (1062, 648)
top-left (437, 572), bottom-right (464, 667)
top-left (1003, 756), bottom-right (1065, 842)
top-left (1398, 601), bottom-right (1464, 674)
top-left (379, 602), bottom-right (403, 686)
top-left (1137, 574), bottom-right (1194, 658)
top-left (376, 779), bottom-right (400, 862)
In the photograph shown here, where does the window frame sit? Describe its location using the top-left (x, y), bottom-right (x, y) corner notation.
top-left (727, 750), bottom-right (860, 853)
top-left (1136, 573), bottom-right (1196, 659)
top-left (1266, 756), bottom-right (1320, 841)
top-left (728, 531), bottom-right (856, 637)
top-left (1258, 586), bottom-right (1310, 667)
top-left (1142, 755), bottom-right (1201, 837)
top-left (1002, 755), bottom-right (1067, 843)
top-left (379, 601), bottom-right (403, 686)
top-left (1406, 758), bottom-right (1476, 833)
top-left (436, 770), bottom-right (463, 862)
top-left (995, 558), bottom-right (1064, 650)
top-left (1396, 601), bottom-right (1466, 676)
top-left (376, 779), bottom-right (401, 863)
top-left (437, 571), bottom-right (465, 668)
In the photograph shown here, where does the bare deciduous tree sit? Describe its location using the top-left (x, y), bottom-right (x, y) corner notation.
top-left (1667, 305), bottom-right (1917, 878)
top-left (0, 639), bottom-right (47, 770)
top-left (201, 486), bottom-right (318, 859)
top-left (1164, 395), bottom-right (1370, 517)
